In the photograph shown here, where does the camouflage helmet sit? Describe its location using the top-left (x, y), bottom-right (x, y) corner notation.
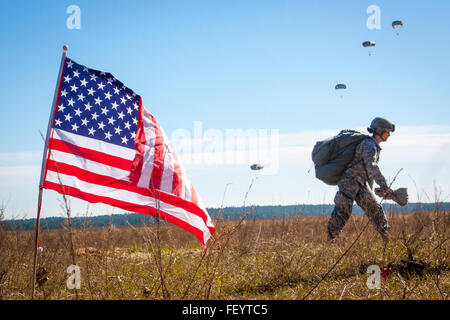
top-left (369, 117), bottom-right (395, 135)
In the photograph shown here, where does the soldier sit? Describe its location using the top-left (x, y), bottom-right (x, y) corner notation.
top-left (327, 117), bottom-right (395, 242)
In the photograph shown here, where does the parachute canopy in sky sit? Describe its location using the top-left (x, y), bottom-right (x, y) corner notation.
top-left (362, 41), bottom-right (376, 47)
top-left (392, 20), bottom-right (403, 35)
top-left (250, 164), bottom-right (264, 171)
top-left (335, 84), bottom-right (347, 90)
top-left (392, 20), bottom-right (403, 29)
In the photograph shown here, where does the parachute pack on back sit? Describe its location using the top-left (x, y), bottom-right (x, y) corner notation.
top-left (312, 130), bottom-right (369, 185)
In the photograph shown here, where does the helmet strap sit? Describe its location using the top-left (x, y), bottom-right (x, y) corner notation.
top-left (373, 130), bottom-right (386, 142)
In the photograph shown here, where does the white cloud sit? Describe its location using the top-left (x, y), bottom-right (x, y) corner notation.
top-left (0, 152), bottom-right (42, 166)
top-left (0, 165), bottom-right (40, 178)
top-left (174, 125), bottom-right (450, 168)
top-left (181, 125), bottom-right (450, 206)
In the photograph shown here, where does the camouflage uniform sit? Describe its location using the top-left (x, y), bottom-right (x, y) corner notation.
top-left (327, 136), bottom-right (390, 240)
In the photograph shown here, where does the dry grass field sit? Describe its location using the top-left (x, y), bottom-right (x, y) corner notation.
top-left (0, 204), bottom-right (448, 300)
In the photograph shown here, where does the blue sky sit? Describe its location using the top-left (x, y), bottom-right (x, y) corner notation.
top-left (0, 1), bottom-right (449, 219)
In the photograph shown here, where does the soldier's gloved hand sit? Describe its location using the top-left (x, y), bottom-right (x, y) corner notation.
top-left (382, 187), bottom-right (394, 197)
top-left (375, 187), bottom-right (394, 198)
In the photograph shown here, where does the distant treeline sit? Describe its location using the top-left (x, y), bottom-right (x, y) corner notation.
top-left (1, 202), bottom-right (448, 231)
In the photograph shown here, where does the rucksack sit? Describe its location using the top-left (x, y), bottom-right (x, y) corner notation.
top-left (311, 129), bottom-right (369, 185)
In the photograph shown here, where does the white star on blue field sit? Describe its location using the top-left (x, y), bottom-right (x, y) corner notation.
top-left (56, 58), bottom-right (139, 149)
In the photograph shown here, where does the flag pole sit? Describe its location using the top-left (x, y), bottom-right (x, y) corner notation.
top-left (31, 45), bottom-right (68, 300)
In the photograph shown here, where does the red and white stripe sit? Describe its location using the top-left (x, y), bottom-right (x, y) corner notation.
top-left (43, 109), bottom-right (215, 244)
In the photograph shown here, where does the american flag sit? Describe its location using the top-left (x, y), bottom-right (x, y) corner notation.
top-left (42, 57), bottom-right (215, 245)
